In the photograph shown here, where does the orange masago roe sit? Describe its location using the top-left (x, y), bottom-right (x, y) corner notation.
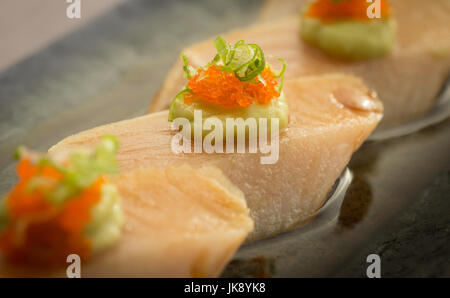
top-left (184, 65), bottom-right (280, 108)
top-left (306, 0), bottom-right (391, 23)
top-left (0, 158), bottom-right (103, 266)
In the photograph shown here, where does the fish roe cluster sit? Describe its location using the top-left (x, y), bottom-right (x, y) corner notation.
top-left (184, 65), bottom-right (280, 108)
top-left (306, 0), bottom-right (390, 22)
top-left (0, 158), bottom-right (101, 266)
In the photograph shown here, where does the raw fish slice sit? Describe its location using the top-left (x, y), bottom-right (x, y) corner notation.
top-left (148, 0), bottom-right (450, 129)
top-left (0, 166), bottom-right (253, 277)
top-left (50, 74), bottom-right (383, 241)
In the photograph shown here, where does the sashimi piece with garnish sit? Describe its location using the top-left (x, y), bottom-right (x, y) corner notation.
top-left (0, 145), bottom-right (253, 277)
top-left (148, 0), bottom-right (450, 129)
top-left (49, 38), bottom-right (382, 241)
top-left (168, 37), bottom-right (289, 139)
top-left (49, 73), bottom-right (384, 241)
top-left (0, 136), bottom-right (125, 270)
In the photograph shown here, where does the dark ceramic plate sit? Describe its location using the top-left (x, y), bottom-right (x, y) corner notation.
top-left (0, 0), bottom-right (449, 277)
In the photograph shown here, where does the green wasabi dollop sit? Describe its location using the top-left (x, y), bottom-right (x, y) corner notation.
top-left (85, 183), bottom-right (124, 254)
top-left (169, 92), bottom-right (289, 139)
top-left (301, 17), bottom-right (396, 60)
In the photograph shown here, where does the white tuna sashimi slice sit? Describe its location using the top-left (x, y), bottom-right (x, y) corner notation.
top-left (0, 165), bottom-right (253, 277)
top-left (49, 74), bottom-right (383, 241)
top-left (148, 0), bottom-right (450, 129)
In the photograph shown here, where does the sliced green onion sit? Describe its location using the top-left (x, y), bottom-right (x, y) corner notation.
top-left (13, 136), bottom-right (120, 206)
top-left (27, 176), bottom-right (57, 193)
top-left (214, 36), bottom-right (229, 64)
top-left (211, 36), bottom-right (268, 83)
top-left (230, 42), bottom-right (257, 74)
top-left (208, 54), bottom-right (221, 66)
top-left (181, 53), bottom-right (194, 79)
top-left (273, 57), bottom-right (287, 92)
top-left (235, 44), bottom-right (265, 82)
top-left (168, 88), bottom-right (191, 122)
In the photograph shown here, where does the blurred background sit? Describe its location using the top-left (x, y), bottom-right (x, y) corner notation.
top-left (0, 0), bottom-right (127, 72)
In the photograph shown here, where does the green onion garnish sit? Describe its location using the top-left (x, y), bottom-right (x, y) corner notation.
top-left (181, 53), bottom-right (194, 79)
top-left (198, 36), bottom-right (286, 88)
top-left (272, 57), bottom-right (287, 92)
top-left (168, 88), bottom-right (191, 122)
top-left (17, 135), bottom-right (120, 206)
top-left (211, 36), bottom-right (267, 83)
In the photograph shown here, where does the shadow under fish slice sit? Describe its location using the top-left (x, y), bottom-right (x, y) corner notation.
top-left (222, 168), bottom-right (353, 277)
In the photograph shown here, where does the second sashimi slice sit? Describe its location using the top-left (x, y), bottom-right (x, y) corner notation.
top-left (148, 0), bottom-right (450, 129)
top-left (49, 74), bottom-right (383, 241)
top-left (0, 165), bottom-right (253, 277)
top-left (82, 165), bottom-right (254, 277)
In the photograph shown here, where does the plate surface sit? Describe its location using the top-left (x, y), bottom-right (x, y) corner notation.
top-left (0, 0), bottom-right (449, 277)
